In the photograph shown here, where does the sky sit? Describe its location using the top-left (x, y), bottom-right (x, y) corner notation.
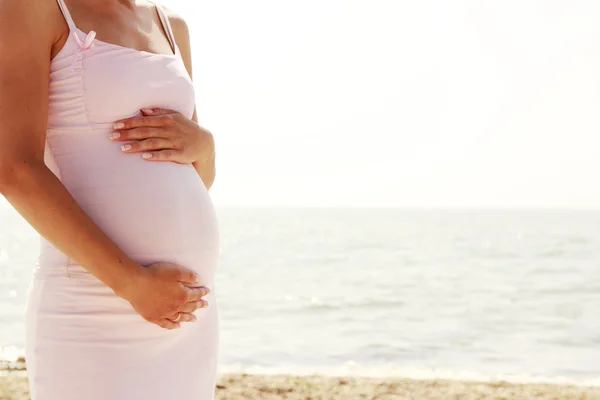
top-left (3, 0), bottom-right (600, 208)
top-left (166, 0), bottom-right (600, 208)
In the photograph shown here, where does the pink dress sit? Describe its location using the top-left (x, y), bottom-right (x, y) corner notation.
top-left (24, 1), bottom-right (220, 399)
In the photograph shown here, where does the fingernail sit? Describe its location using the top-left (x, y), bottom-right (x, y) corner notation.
top-left (142, 108), bottom-right (154, 114)
top-left (201, 302), bottom-right (209, 308)
top-left (121, 144), bottom-right (132, 152)
top-left (113, 122), bottom-right (124, 129)
top-left (109, 132), bottom-right (120, 140)
top-left (191, 315), bottom-right (197, 322)
top-left (142, 153), bottom-right (152, 159)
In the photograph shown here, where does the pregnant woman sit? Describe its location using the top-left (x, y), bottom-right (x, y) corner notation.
top-left (0, 0), bottom-right (219, 398)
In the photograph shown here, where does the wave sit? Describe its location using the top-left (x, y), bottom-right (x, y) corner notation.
top-left (277, 296), bottom-right (404, 311)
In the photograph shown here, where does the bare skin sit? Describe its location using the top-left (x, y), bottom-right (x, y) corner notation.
top-left (0, 0), bottom-right (214, 329)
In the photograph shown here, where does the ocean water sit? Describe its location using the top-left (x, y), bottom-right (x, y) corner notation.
top-left (1, 205), bottom-right (600, 384)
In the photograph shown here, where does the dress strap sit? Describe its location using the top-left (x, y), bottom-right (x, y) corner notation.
top-left (151, 2), bottom-right (178, 54)
top-left (55, 0), bottom-right (77, 31)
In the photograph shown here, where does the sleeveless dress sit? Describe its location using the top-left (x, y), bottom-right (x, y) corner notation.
top-left (24, 1), bottom-right (220, 399)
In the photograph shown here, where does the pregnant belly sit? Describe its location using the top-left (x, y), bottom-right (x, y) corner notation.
top-left (45, 132), bottom-right (219, 284)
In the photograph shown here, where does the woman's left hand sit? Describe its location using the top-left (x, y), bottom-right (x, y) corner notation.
top-left (109, 108), bottom-right (214, 164)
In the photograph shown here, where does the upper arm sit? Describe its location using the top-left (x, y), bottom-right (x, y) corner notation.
top-left (0, 0), bottom-right (59, 169)
top-left (164, 8), bottom-right (198, 122)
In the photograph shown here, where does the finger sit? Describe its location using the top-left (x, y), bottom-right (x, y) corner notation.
top-left (186, 287), bottom-right (211, 302)
top-left (113, 114), bottom-right (176, 130)
top-left (156, 319), bottom-right (181, 330)
top-left (109, 127), bottom-right (167, 141)
top-left (121, 138), bottom-right (175, 153)
top-left (179, 300), bottom-right (209, 313)
top-left (141, 108), bottom-right (176, 116)
top-left (179, 313), bottom-right (197, 323)
top-left (176, 268), bottom-right (203, 285)
top-left (168, 312), bottom-right (197, 323)
top-left (141, 149), bottom-right (179, 161)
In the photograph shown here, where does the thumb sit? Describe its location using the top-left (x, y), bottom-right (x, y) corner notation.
top-left (140, 108), bottom-right (174, 116)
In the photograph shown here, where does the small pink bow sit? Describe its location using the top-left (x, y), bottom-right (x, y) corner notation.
top-left (70, 30), bottom-right (96, 71)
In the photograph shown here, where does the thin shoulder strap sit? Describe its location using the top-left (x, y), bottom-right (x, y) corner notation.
top-left (151, 2), bottom-right (178, 53)
top-left (55, 0), bottom-right (77, 31)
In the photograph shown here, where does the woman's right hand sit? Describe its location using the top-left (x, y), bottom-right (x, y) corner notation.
top-left (116, 262), bottom-right (210, 330)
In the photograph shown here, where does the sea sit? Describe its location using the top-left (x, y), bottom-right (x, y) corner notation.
top-left (1, 204), bottom-right (600, 385)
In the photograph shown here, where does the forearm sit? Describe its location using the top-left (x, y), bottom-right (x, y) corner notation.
top-left (0, 162), bottom-right (140, 295)
top-left (193, 157), bottom-right (215, 191)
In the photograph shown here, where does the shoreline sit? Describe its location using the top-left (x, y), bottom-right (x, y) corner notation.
top-left (2, 372), bottom-right (600, 399)
top-left (3, 358), bottom-right (600, 389)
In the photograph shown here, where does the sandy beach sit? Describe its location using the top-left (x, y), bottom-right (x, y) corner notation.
top-left (2, 372), bottom-right (600, 400)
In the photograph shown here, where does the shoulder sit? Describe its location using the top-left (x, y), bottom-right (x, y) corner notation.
top-left (157, 4), bottom-right (191, 44)
top-left (156, 4), bottom-right (194, 76)
top-left (0, 0), bottom-right (61, 32)
top-left (0, 0), bottom-right (51, 18)
top-left (141, 1), bottom-right (190, 44)
top-left (0, 0), bottom-right (63, 56)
